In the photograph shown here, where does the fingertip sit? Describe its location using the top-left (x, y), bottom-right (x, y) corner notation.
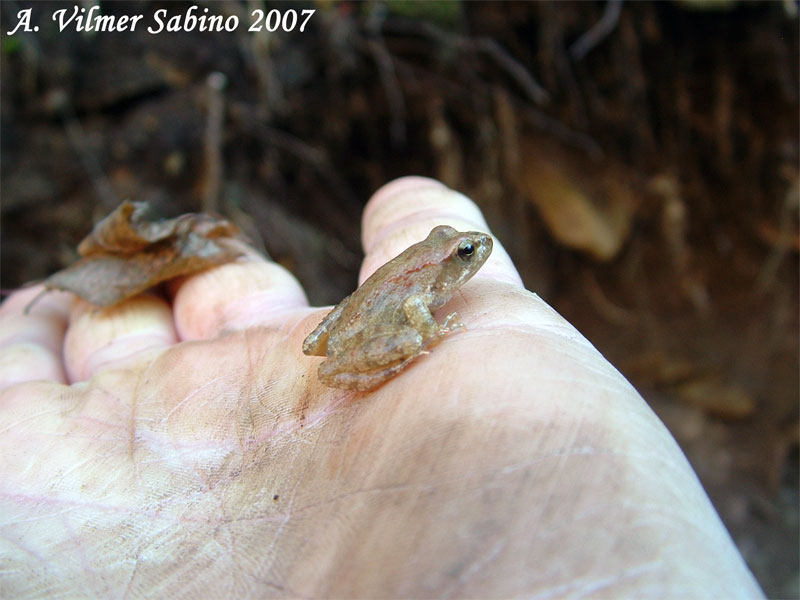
top-left (171, 256), bottom-right (309, 341)
top-left (0, 284), bottom-right (74, 320)
top-left (362, 176), bottom-right (485, 251)
top-left (0, 285), bottom-right (73, 389)
top-left (64, 295), bottom-right (177, 382)
top-left (362, 176), bottom-right (447, 230)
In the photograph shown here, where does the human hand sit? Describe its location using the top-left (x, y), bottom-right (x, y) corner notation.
top-left (0, 177), bottom-right (761, 598)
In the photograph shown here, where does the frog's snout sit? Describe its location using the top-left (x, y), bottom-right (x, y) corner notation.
top-left (474, 233), bottom-right (493, 260)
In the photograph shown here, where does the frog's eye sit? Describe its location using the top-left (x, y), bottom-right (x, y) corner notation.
top-left (457, 240), bottom-right (475, 259)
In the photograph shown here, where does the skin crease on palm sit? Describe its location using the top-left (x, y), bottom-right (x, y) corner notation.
top-left (0, 177), bottom-right (762, 598)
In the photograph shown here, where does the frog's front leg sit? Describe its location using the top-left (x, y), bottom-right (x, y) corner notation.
top-left (402, 295), bottom-right (463, 343)
top-left (402, 295), bottom-right (440, 339)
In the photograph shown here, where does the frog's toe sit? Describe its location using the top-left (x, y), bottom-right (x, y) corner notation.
top-left (439, 313), bottom-right (465, 336)
top-left (441, 312), bottom-right (464, 331)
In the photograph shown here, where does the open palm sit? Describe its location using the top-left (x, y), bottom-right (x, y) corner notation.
top-left (0, 178), bottom-right (761, 598)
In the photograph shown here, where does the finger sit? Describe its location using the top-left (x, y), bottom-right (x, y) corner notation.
top-left (361, 176), bottom-right (523, 287)
top-left (64, 294), bottom-right (177, 382)
top-left (170, 240), bottom-right (309, 341)
top-left (0, 286), bottom-right (73, 389)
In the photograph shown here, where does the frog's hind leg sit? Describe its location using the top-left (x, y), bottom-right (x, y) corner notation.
top-left (358, 327), bottom-right (424, 368)
top-left (318, 327), bottom-right (425, 391)
top-left (323, 354), bottom-right (424, 392)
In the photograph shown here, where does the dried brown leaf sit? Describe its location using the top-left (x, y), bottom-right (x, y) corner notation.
top-left (30, 201), bottom-right (246, 310)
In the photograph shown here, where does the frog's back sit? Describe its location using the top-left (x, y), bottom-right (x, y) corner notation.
top-left (329, 247), bottom-right (438, 340)
top-left (332, 272), bottom-right (414, 335)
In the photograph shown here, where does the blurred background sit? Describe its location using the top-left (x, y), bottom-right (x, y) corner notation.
top-left (1, 1), bottom-right (797, 595)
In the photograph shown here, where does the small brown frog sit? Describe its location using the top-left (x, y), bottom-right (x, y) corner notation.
top-left (302, 225), bottom-right (493, 391)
